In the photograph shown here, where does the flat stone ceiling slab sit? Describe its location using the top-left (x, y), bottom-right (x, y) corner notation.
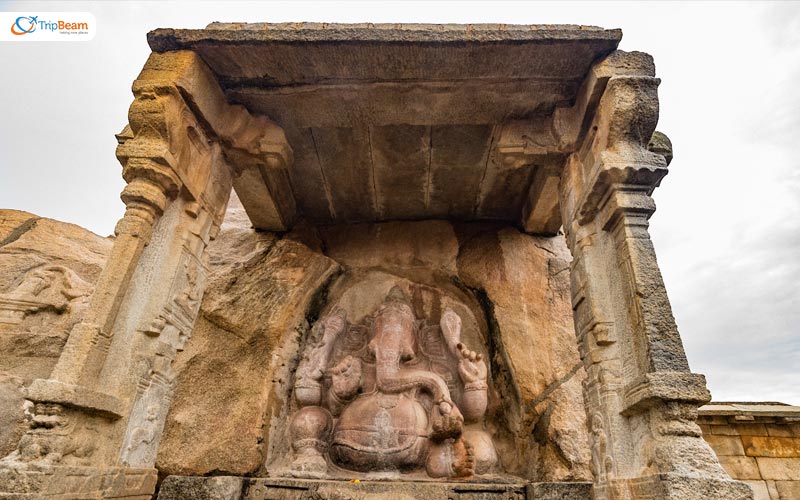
top-left (147, 23), bottom-right (622, 229)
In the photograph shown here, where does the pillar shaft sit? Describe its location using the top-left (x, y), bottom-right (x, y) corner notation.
top-left (0, 51), bottom-right (292, 499)
top-left (559, 53), bottom-right (753, 499)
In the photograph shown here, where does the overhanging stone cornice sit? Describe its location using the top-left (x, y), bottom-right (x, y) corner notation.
top-left (136, 23), bottom-right (626, 231)
top-left (148, 23), bottom-right (622, 50)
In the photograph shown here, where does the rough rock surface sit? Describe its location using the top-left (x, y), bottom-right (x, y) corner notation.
top-left (156, 195), bottom-right (340, 477)
top-left (0, 203), bottom-right (592, 484)
top-left (0, 209), bottom-right (112, 458)
top-left (154, 206), bottom-right (592, 482)
top-left (0, 374), bottom-right (26, 458)
top-left (0, 210), bottom-right (111, 293)
top-left (458, 227), bottom-right (591, 481)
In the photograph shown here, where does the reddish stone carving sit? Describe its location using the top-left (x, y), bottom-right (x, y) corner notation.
top-left (290, 286), bottom-right (496, 478)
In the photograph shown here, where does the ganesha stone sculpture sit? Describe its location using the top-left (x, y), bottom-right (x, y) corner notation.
top-left (289, 286), bottom-right (497, 479)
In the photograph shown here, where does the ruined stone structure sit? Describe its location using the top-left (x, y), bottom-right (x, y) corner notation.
top-left (0, 23), bottom-right (761, 499)
top-left (698, 403), bottom-right (800, 500)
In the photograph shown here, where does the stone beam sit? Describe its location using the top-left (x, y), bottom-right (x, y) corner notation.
top-left (489, 119), bottom-right (566, 235)
top-left (558, 51), bottom-right (753, 500)
top-left (131, 51), bottom-right (295, 231)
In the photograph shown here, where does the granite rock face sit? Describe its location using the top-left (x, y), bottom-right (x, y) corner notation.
top-left (156, 195), bottom-right (340, 477)
top-left (0, 209), bottom-right (112, 458)
top-left (458, 227), bottom-right (591, 481)
top-left (0, 202), bottom-right (593, 484)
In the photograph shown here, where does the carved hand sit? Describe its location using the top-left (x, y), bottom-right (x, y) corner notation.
top-left (330, 355), bottom-right (362, 401)
top-left (431, 400), bottom-right (464, 440)
top-left (457, 344), bottom-right (487, 386)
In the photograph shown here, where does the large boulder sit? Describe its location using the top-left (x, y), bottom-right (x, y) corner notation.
top-left (156, 196), bottom-right (340, 476)
top-left (458, 227), bottom-right (591, 481)
top-left (0, 209), bottom-right (113, 457)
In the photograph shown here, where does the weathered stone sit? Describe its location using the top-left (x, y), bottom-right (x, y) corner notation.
top-left (767, 480), bottom-right (781, 499)
top-left (735, 424), bottom-right (770, 436)
top-left (0, 210), bottom-right (112, 462)
top-left (705, 435), bottom-right (747, 456)
top-left (159, 476), bottom-right (531, 500)
top-left (319, 220), bottom-right (459, 275)
top-left (156, 199), bottom-right (340, 477)
top-left (718, 456), bottom-right (762, 480)
top-left (457, 227), bottom-right (590, 481)
top-left (158, 475), bottom-right (244, 500)
top-left (285, 287), bottom-right (488, 479)
top-left (775, 480), bottom-right (800, 499)
top-left (0, 374), bottom-right (26, 458)
top-left (699, 404), bottom-right (800, 493)
top-left (743, 436), bottom-right (800, 458)
top-left (756, 458), bottom-right (800, 481)
top-left (0, 20), bottom-right (761, 500)
top-left (741, 480), bottom-right (771, 500)
top-left (529, 482), bottom-right (593, 499)
top-left (0, 211), bottom-right (111, 294)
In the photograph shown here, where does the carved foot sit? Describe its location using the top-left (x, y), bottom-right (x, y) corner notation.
top-left (426, 438), bottom-right (474, 478)
top-left (462, 429), bottom-right (498, 474)
top-left (430, 401), bottom-right (463, 440)
top-left (452, 438), bottom-right (475, 477)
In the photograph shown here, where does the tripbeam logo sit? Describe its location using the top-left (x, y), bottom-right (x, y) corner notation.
top-left (10, 15), bottom-right (37, 35)
top-left (2, 12), bottom-right (95, 41)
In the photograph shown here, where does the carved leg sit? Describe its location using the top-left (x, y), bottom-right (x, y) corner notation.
top-left (289, 406), bottom-right (331, 478)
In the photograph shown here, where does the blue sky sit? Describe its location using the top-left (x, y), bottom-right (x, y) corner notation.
top-left (1, 1), bottom-right (797, 404)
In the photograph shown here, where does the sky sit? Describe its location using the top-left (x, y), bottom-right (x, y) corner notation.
top-left (0, 1), bottom-right (797, 405)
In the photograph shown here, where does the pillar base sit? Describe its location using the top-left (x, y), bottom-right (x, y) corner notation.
top-left (0, 463), bottom-right (156, 499)
top-left (596, 473), bottom-right (753, 500)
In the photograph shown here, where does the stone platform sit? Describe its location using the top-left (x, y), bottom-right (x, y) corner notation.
top-left (156, 476), bottom-right (592, 500)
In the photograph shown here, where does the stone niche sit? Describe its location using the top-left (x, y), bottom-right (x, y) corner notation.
top-left (156, 198), bottom-right (591, 489)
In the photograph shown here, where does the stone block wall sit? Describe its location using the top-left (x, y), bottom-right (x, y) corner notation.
top-left (699, 403), bottom-right (800, 500)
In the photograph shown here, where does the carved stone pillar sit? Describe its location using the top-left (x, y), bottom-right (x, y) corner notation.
top-left (0, 51), bottom-right (292, 499)
top-left (559, 52), bottom-right (753, 499)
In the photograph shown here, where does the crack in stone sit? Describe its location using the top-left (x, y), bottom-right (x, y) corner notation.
top-left (527, 361), bottom-right (583, 411)
top-left (0, 217), bottom-right (40, 249)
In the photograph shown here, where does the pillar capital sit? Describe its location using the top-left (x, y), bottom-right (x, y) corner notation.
top-left (129, 50), bottom-right (296, 230)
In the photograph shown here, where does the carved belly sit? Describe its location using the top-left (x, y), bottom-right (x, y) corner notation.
top-left (330, 393), bottom-right (429, 472)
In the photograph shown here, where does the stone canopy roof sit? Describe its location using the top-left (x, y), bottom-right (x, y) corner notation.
top-left (146, 23), bottom-right (624, 231)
